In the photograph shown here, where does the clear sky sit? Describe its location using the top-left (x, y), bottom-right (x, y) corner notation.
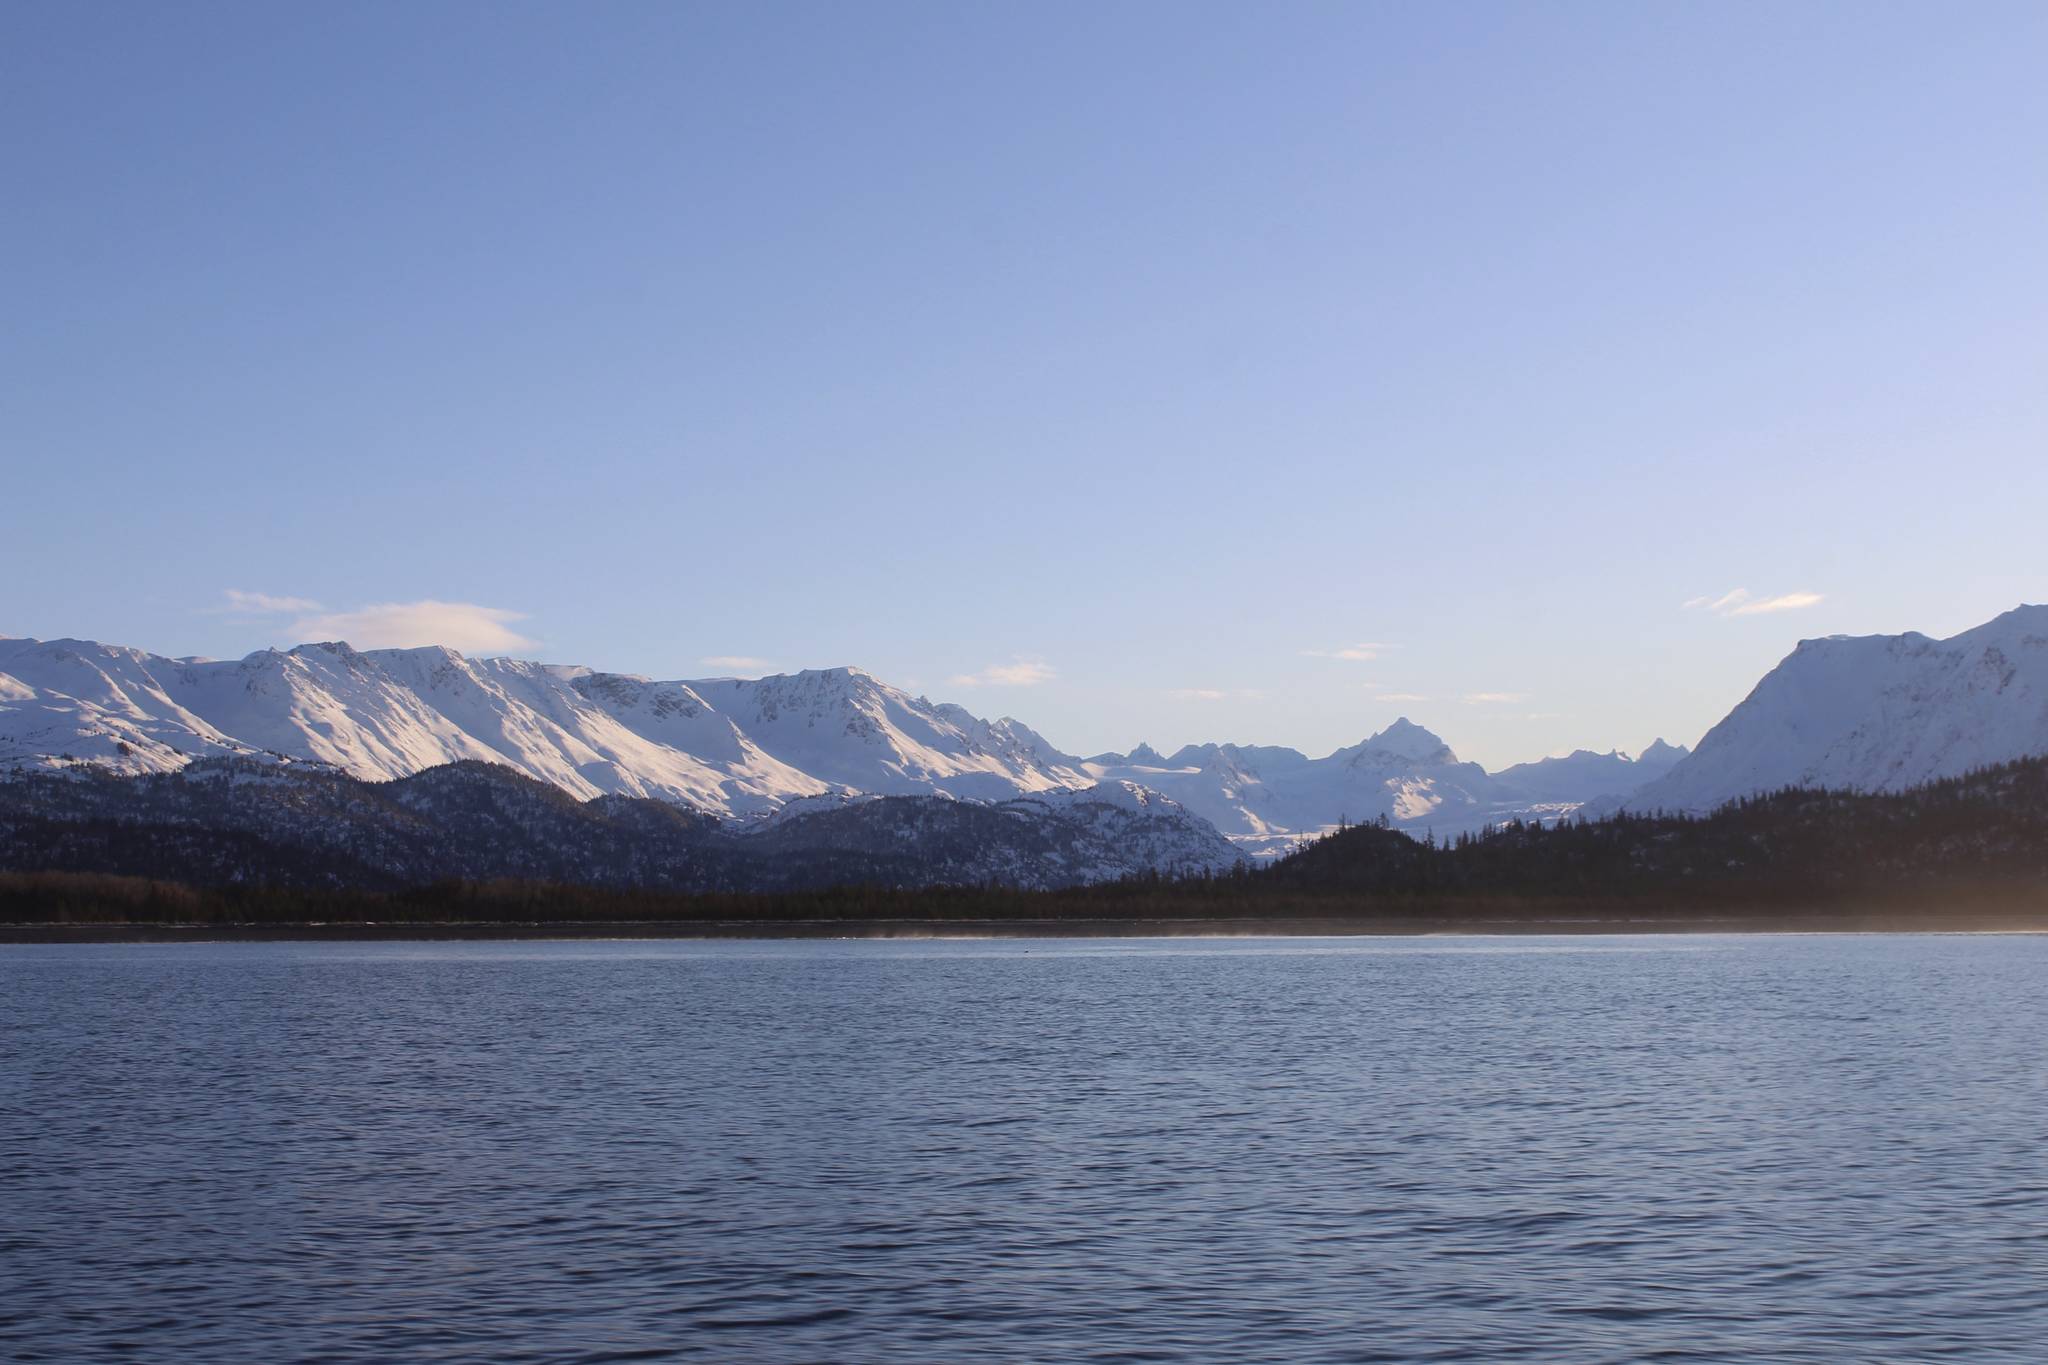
top-left (4, 2), bottom-right (2045, 769)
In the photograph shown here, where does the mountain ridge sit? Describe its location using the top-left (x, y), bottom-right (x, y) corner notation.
top-left (1618, 604), bottom-right (2048, 814)
top-left (1, 634), bottom-right (1679, 848)
top-left (9, 603), bottom-right (2047, 856)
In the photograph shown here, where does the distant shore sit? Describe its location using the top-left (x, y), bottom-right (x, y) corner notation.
top-left (10, 906), bottom-right (2048, 944)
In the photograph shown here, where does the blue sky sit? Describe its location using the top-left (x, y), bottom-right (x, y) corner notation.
top-left (4, 1), bottom-right (2045, 768)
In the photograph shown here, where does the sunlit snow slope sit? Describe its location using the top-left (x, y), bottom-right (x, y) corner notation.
top-left (1620, 605), bottom-right (2048, 814)
top-left (0, 638), bottom-right (1090, 818)
top-left (0, 633), bottom-right (1709, 849)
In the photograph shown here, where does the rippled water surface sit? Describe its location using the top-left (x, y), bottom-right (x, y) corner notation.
top-left (4, 935), bottom-right (2046, 1362)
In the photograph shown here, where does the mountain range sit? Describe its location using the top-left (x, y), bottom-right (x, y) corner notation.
top-left (5, 603), bottom-right (2046, 868)
top-left (0, 634), bottom-right (1680, 849)
top-left (1078, 725), bottom-right (1686, 853)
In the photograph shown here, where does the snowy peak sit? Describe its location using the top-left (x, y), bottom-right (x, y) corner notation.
top-left (1637, 738), bottom-right (1690, 768)
top-left (1338, 718), bottom-right (1458, 768)
top-left (1158, 742), bottom-right (1310, 774)
top-left (1081, 716), bottom-right (1521, 852)
top-left (1623, 604), bottom-right (2048, 814)
top-left (1936, 602), bottom-right (2048, 649)
top-left (695, 669), bottom-right (1090, 801)
top-left (1489, 741), bottom-right (1692, 803)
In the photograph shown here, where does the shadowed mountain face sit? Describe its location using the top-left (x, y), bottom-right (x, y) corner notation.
top-left (0, 759), bottom-right (1245, 892)
top-left (1489, 740), bottom-right (1690, 803)
top-left (1266, 754), bottom-right (2048, 904)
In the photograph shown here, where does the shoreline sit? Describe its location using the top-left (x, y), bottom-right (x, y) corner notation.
top-left (9, 909), bottom-right (2048, 944)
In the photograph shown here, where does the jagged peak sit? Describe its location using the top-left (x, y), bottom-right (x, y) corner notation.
top-left (1342, 717), bottom-right (1457, 766)
top-left (1780, 604), bottom-right (2047, 660)
top-left (720, 664), bottom-right (893, 697)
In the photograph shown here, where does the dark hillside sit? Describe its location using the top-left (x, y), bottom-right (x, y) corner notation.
top-left (1270, 757), bottom-right (2048, 902)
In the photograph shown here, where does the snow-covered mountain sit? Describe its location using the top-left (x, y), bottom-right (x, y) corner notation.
top-left (1490, 739), bottom-right (1690, 803)
top-left (1082, 721), bottom-right (1686, 852)
top-left (0, 637), bottom-right (1092, 815)
top-left (2, 632), bottom-right (1706, 858)
top-left (1619, 604), bottom-right (2048, 814)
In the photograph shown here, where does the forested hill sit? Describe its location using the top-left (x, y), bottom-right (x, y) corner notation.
top-left (0, 757), bottom-right (1241, 894)
top-left (4, 756), bottom-right (2048, 932)
top-left (1268, 755), bottom-right (2048, 901)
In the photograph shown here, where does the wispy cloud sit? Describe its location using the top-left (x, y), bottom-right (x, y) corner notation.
top-left (701, 655), bottom-right (773, 674)
top-left (211, 588), bottom-right (325, 616)
top-left (1166, 687), bottom-right (1267, 701)
top-left (949, 657), bottom-right (1056, 688)
top-left (1729, 591), bottom-right (1825, 616)
top-left (1301, 641), bottom-right (1394, 661)
top-left (289, 600), bottom-right (537, 654)
top-left (1463, 691), bottom-right (1527, 705)
top-left (1372, 692), bottom-right (1430, 703)
top-left (1684, 588), bottom-right (1825, 617)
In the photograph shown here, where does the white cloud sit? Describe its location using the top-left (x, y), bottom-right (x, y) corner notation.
top-left (701, 655), bottom-right (774, 674)
top-left (1729, 590), bottom-right (1825, 616)
top-left (288, 600), bottom-right (538, 654)
top-left (949, 658), bottom-right (1056, 688)
top-left (1372, 692), bottom-right (1430, 703)
top-left (213, 588), bottom-right (325, 615)
top-left (1463, 691), bottom-right (1527, 705)
top-left (1166, 687), bottom-right (1267, 701)
top-left (1301, 641), bottom-right (1394, 661)
top-left (1682, 588), bottom-right (1751, 612)
top-left (1684, 588), bottom-right (1824, 617)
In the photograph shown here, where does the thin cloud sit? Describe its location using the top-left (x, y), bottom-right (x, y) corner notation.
top-left (211, 588), bottom-right (325, 615)
top-left (1685, 588), bottom-right (1824, 617)
top-left (701, 655), bottom-right (774, 674)
top-left (1463, 692), bottom-right (1527, 705)
top-left (1301, 641), bottom-right (1394, 661)
top-left (1730, 591), bottom-right (1825, 616)
top-left (949, 658), bottom-right (1056, 688)
top-left (1372, 692), bottom-right (1430, 703)
top-left (288, 600), bottom-right (537, 654)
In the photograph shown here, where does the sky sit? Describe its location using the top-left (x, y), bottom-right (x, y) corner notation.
top-left (4, 2), bottom-right (2045, 769)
